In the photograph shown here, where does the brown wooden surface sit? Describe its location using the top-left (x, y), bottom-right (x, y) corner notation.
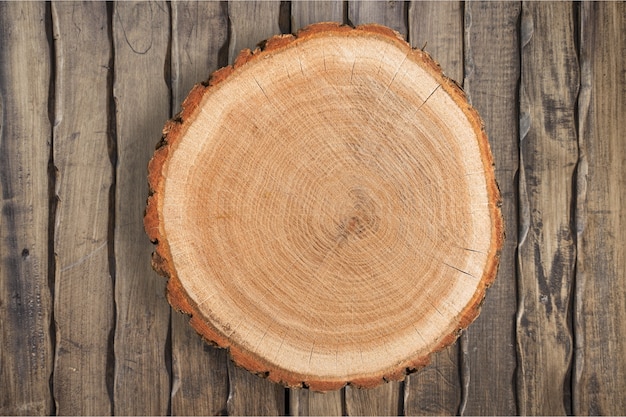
top-left (461, 3), bottom-right (520, 415)
top-left (2, 1), bottom-right (626, 415)
top-left (575, 3), bottom-right (626, 415)
top-left (112, 2), bottom-right (172, 415)
top-left (404, 2), bottom-right (463, 414)
top-left (50, 3), bottom-right (114, 415)
top-left (169, 2), bottom-right (230, 415)
top-left (0, 3), bottom-right (53, 415)
top-left (517, 3), bottom-right (578, 415)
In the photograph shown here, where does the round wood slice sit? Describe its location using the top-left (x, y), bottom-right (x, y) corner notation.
top-left (145, 23), bottom-right (503, 391)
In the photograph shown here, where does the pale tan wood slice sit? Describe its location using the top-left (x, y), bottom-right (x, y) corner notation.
top-left (290, 3), bottom-right (345, 414)
top-left (145, 23), bottom-right (503, 390)
top-left (0, 2), bottom-right (54, 414)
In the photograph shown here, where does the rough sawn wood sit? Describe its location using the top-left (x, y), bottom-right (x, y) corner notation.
top-left (144, 23), bottom-right (503, 390)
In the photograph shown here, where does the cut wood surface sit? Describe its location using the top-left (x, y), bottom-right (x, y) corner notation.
top-left (289, 3), bottom-right (344, 414)
top-left (224, 2), bottom-right (287, 415)
top-left (343, 5), bottom-right (407, 413)
top-left (4, 2), bottom-right (626, 415)
top-left (0, 2), bottom-right (53, 414)
top-left (50, 3), bottom-right (114, 415)
top-left (112, 2), bottom-right (171, 415)
top-left (146, 22), bottom-right (502, 390)
top-left (517, 3), bottom-right (578, 414)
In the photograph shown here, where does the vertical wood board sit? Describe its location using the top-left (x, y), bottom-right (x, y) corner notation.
top-left (462, 2), bottom-right (520, 414)
top-left (112, 2), bottom-right (171, 415)
top-left (575, 3), bottom-right (626, 414)
top-left (169, 2), bottom-right (230, 415)
top-left (50, 2), bottom-right (114, 414)
top-left (0, 2), bottom-right (54, 414)
top-left (517, 3), bottom-right (578, 415)
top-left (403, 3), bottom-right (463, 415)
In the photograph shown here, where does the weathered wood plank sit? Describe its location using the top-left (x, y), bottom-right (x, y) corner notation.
top-left (169, 2), bottom-right (230, 415)
top-left (228, 1), bottom-right (281, 64)
top-left (112, 2), bottom-right (171, 415)
top-left (575, 3), bottom-right (626, 414)
top-left (516, 3), bottom-right (578, 415)
top-left (461, 2), bottom-right (520, 414)
top-left (227, 361), bottom-right (285, 416)
top-left (408, 1), bottom-right (462, 81)
top-left (345, 384), bottom-right (400, 416)
top-left (290, 389), bottom-right (343, 417)
top-left (0, 2), bottom-right (54, 414)
top-left (292, 1), bottom-right (343, 30)
top-left (343, 3), bottom-right (405, 414)
top-left (348, 0), bottom-right (406, 35)
top-left (290, 3), bottom-right (345, 415)
top-left (225, 2), bottom-right (286, 414)
top-left (404, 3), bottom-right (463, 415)
top-left (50, 2), bottom-right (114, 414)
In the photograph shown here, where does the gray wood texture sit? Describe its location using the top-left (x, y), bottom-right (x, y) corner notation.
top-left (50, 2), bottom-right (114, 415)
top-left (517, 3), bottom-right (578, 415)
top-left (404, 2), bottom-right (463, 415)
top-left (112, 2), bottom-right (171, 414)
top-left (2, 2), bottom-right (626, 414)
top-left (170, 2), bottom-right (230, 415)
top-left (462, 3), bottom-right (520, 414)
top-left (0, 2), bottom-right (53, 414)
top-left (575, 2), bottom-right (626, 415)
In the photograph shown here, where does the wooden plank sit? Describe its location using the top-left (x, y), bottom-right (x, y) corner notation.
top-left (461, 2), bottom-right (520, 415)
top-left (0, 2), bottom-right (54, 414)
top-left (345, 384), bottom-right (400, 416)
top-left (227, 361), bottom-right (285, 416)
top-left (50, 2), bottom-right (114, 414)
top-left (348, 0), bottom-right (406, 35)
top-left (292, 1), bottom-right (343, 30)
top-left (225, 2), bottom-right (286, 415)
top-left (111, 2), bottom-right (171, 415)
top-left (516, 3), bottom-right (578, 415)
top-left (343, 3), bottom-right (405, 415)
top-left (169, 2), bottom-right (230, 415)
top-left (403, 3), bottom-right (463, 415)
top-left (575, 3), bottom-right (626, 414)
top-left (228, 1), bottom-right (281, 64)
top-left (290, 6), bottom-right (346, 416)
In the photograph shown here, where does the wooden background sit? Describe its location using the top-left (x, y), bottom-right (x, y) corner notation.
top-left (1, 1), bottom-right (625, 415)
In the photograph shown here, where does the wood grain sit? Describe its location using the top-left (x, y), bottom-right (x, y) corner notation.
top-left (517, 3), bottom-right (578, 415)
top-left (0, 2), bottom-right (54, 414)
top-left (228, 1), bottom-right (281, 64)
top-left (169, 2), bottom-right (230, 415)
top-left (111, 2), bottom-right (171, 415)
top-left (50, 3), bottom-right (114, 414)
top-left (404, 2), bottom-right (463, 415)
top-left (462, 2), bottom-right (520, 414)
top-left (344, 3), bottom-right (406, 414)
top-left (575, 3), bottom-right (626, 414)
top-left (348, 1), bottom-right (406, 35)
top-left (290, 3), bottom-right (344, 414)
top-left (292, 1), bottom-right (343, 30)
top-left (224, 2), bottom-right (286, 414)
